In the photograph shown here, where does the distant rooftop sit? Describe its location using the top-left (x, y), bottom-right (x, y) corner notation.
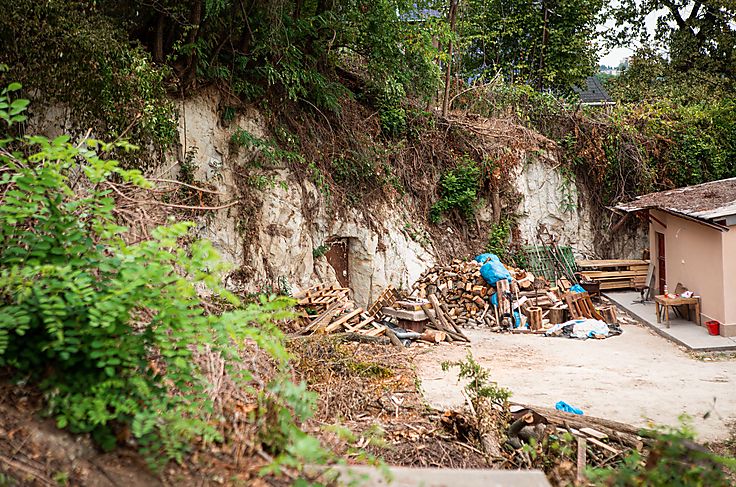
top-left (616, 177), bottom-right (736, 228)
top-left (574, 77), bottom-right (614, 105)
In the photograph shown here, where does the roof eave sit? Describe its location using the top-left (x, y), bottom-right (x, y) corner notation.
top-left (614, 205), bottom-right (730, 232)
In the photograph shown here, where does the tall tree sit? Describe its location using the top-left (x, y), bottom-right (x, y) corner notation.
top-left (456, 0), bottom-right (603, 90)
top-left (606, 1), bottom-right (736, 79)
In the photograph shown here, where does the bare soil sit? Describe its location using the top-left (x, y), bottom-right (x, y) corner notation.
top-left (414, 322), bottom-right (736, 442)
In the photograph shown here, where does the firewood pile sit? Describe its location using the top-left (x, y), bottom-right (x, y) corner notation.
top-left (293, 284), bottom-right (388, 337)
top-left (409, 258), bottom-right (607, 332)
top-left (293, 254), bottom-right (618, 345)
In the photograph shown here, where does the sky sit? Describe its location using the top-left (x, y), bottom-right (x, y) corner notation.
top-left (599, 46), bottom-right (633, 67)
top-left (597, 6), bottom-right (665, 67)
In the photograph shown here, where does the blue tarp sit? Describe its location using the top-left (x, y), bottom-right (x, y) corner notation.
top-left (474, 253), bottom-right (501, 264)
top-left (480, 259), bottom-right (512, 286)
top-left (569, 284), bottom-right (586, 293)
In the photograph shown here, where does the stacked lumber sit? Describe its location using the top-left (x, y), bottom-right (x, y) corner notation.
top-left (294, 284), bottom-right (386, 337)
top-left (576, 259), bottom-right (650, 290)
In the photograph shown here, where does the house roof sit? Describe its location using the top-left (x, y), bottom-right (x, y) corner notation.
top-left (616, 177), bottom-right (736, 229)
top-left (573, 77), bottom-right (614, 105)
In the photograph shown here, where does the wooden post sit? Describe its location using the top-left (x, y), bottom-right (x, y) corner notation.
top-left (528, 306), bottom-right (543, 331)
top-left (601, 305), bottom-right (617, 324)
top-left (496, 279), bottom-right (510, 316)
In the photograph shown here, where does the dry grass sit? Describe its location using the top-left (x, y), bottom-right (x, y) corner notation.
top-left (289, 336), bottom-right (491, 470)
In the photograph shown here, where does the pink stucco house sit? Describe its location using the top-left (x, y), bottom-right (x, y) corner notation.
top-left (617, 178), bottom-right (736, 337)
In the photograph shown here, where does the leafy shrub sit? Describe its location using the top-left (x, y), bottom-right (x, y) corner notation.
top-left (486, 219), bottom-right (512, 259)
top-left (376, 77), bottom-right (407, 137)
top-left (0, 86), bottom-right (310, 467)
top-left (587, 419), bottom-right (736, 486)
top-left (441, 352), bottom-right (510, 406)
top-left (430, 158), bottom-right (482, 223)
top-left (0, 0), bottom-right (177, 156)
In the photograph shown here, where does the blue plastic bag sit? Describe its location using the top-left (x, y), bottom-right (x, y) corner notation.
top-left (474, 253), bottom-right (501, 264)
top-left (480, 260), bottom-right (512, 286)
top-left (555, 401), bottom-right (584, 415)
top-left (570, 284), bottom-right (586, 294)
top-left (513, 310), bottom-right (524, 328)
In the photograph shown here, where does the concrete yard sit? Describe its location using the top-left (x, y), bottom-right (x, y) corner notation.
top-left (414, 322), bottom-right (736, 442)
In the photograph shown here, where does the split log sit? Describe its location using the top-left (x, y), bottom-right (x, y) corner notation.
top-left (527, 306), bottom-right (543, 331)
top-left (601, 306), bottom-right (617, 324)
top-left (384, 327), bottom-right (405, 349)
top-left (427, 296), bottom-right (452, 332)
top-left (496, 279), bottom-right (511, 316)
top-left (421, 304), bottom-right (454, 342)
top-left (549, 306), bottom-right (566, 325)
top-left (419, 330), bottom-right (446, 343)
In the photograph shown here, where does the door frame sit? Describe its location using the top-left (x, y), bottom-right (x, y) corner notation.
top-left (656, 231), bottom-right (666, 295)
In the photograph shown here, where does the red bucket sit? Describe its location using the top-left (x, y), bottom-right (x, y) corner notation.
top-left (705, 320), bottom-right (720, 336)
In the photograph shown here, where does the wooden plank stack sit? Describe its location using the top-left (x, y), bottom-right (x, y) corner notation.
top-left (294, 284), bottom-right (386, 337)
top-left (576, 259), bottom-right (650, 290)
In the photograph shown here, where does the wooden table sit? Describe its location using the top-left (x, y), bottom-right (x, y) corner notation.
top-left (654, 295), bottom-right (701, 328)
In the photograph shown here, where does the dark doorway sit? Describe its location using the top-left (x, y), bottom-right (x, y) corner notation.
top-left (656, 232), bottom-right (666, 295)
top-left (325, 238), bottom-right (349, 288)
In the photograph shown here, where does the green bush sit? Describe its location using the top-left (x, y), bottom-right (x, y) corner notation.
top-left (376, 77), bottom-right (407, 137)
top-left (586, 419), bottom-right (736, 486)
top-left (430, 158), bottom-right (481, 223)
top-left (486, 219), bottom-right (512, 259)
top-left (0, 0), bottom-right (177, 157)
top-left (0, 85), bottom-right (310, 467)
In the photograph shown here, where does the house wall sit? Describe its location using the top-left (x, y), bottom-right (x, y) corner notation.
top-left (649, 210), bottom-right (726, 326)
top-left (720, 227), bottom-right (736, 335)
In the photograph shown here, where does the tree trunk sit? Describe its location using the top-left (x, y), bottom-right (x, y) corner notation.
top-left (442, 0), bottom-right (459, 117)
top-left (154, 13), bottom-right (165, 63)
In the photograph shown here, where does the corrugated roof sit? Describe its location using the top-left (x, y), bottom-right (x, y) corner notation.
top-left (616, 177), bottom-right (736, 226)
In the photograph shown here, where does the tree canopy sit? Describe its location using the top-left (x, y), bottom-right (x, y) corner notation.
top-left (606, 0), bottom-right (736, 99)
top-left (457, 0), bottom-right (604, 90)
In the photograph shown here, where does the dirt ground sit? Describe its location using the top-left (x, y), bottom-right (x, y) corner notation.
top-left (414, 322), bottom-right (736, 442)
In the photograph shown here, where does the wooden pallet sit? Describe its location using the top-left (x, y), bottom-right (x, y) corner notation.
top-left (367, 285), bottom-right (400, 317)
top-left (297, 284), bottom-right (386, 337)
top-left (565, 292), bottom-right (603, 321)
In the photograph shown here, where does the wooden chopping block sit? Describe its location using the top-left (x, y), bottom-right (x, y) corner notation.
top-left (527, 306), bottom-right (543, 331)
top-left (600, 305), bottom-right (617, 324)
top-left (548, 305), bottom-right (566, 324)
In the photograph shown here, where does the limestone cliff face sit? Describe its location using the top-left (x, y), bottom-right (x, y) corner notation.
top-left (29, 87), bottom-right (645, 303)
top-left (175, 89), bottom-right (436, 306)
top-left (175, 89), bottom-right (645, 302)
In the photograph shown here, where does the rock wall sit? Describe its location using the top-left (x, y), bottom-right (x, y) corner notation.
top-left (175, 89), bottom-right (436, 306)
top-left (511, 158), bottom-right (647, 259)
top-left (28, 87), bottom-right (647, 303)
